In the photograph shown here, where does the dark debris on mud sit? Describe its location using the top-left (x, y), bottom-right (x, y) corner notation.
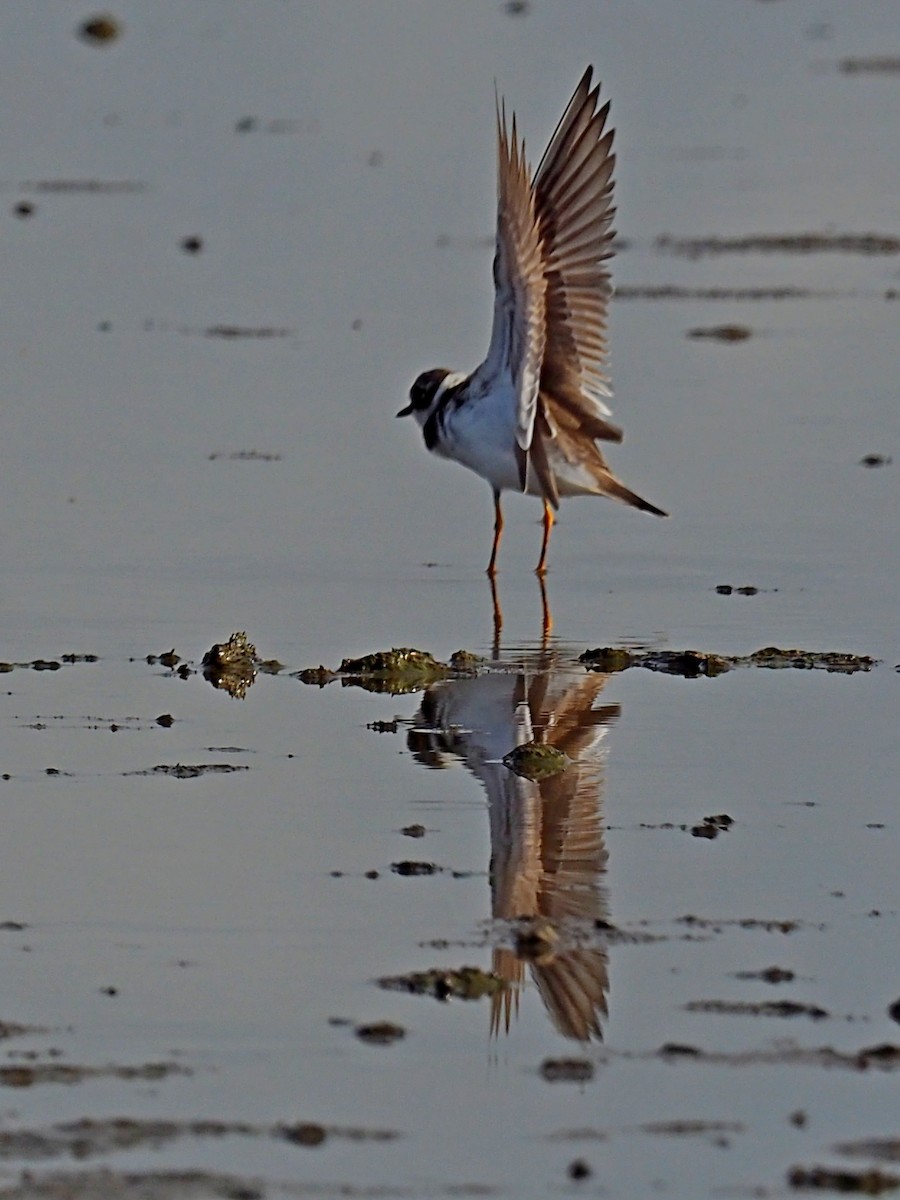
top-left (0, 1062), bottom-right (189, 1089)
top-left (835, 1140), bottom-right (900, 1165)
top-left (0, 655), bottom-right (98, 674)
top-left (202, 632), bottom-right (260, 699)
top-left (657, 232), bottom-right (900, 257)
top-left (580, 645), bottom-right (877, 677)
top-left (0, 1115), bottom-right (400, 1165)
top-left (502, 741), bottom-right (570, 780)
top-left (691, 813), bottom-right (734, 839)
top-left (616, 284), bottom-right (839, 301)
top-left (838, 56), bottom-right (900, 75)
top-left (684, 998), bottom-right (829, 1020)
top-left (676, 914), bottom-right (814, 934)
top-left (788, 1164), bottom-right (900, 1193)
top-left (860, 453), bottom-right (892, 468)
top-left (21, 180), bottom-right (146, 194)
top-left (734, 966), bottom-right (796, 985)
top-left (377, 965), bottom-right (507, 1002)
top-left (650, 1041), bottom-right (900, 1071)
top-left (353, 1021), bottom-right (406, 1045)
top-left (142, 633), bottom-right (282, 698)
top-left (687, 324), bottom-right (752, 342)
top-left (540, 1058), bottom-right (594, 1083)
top-left (297, 647), bottom-right (483, 694)
top-left (77, 15), bottom-right (122, 45)
top-left (130, 764), bottom-right (250, 780)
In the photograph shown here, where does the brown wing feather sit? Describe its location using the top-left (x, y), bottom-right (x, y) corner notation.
top-left (533, 69), bottom-right (617, 418)
top-left (522, 70), bottom-right (668, 517)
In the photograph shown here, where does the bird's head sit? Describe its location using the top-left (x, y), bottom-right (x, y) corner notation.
top-left (397, 368), bottom-right (454, 428)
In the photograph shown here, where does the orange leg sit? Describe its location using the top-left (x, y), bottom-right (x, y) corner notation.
top-left (489, 572), bottom-right (503, 657)
top-left (486, 489), bottom-right (504, 577)
top-left (538, 572), bottom-right (553, 642)
top-left (535, 500), bottom-right (555, 576)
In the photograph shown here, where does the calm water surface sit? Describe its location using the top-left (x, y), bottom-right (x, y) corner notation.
top-left (0, 2), bottom-right (898, 1196)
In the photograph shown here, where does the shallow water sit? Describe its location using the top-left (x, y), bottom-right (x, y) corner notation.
top-left (1, 3), bottom-right (898, 1197)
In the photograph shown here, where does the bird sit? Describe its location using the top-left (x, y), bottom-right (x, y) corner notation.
top-left (397, 66), bottom-right (667, 577)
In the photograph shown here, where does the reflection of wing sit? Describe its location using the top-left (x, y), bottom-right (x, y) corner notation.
top-left (409, 661), bottom-right (617, 1042)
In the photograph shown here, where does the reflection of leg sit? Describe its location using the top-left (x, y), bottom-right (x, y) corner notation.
top-left (487, 490), bottom-right (503, 578)
top-left (538, 571), bottom-right (553, 642)
top-left (489, 572), bottom-right (503, 658)
top-left (535, 500), bottom-right (555, 576)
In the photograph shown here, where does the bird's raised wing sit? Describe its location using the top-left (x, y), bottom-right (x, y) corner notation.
top-left (533, 67), bottom-right (620, 440)
top-left (478, 95), bottom-right (547, 465)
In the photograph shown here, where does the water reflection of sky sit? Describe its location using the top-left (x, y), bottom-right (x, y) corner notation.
top-left (1, 4), bottom-right (899, 1196)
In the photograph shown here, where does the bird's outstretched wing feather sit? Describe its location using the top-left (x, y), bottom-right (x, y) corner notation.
top-left (479, 95), bottom-right (547, 465)
top-left (533, 67), bottom-right (621, 440)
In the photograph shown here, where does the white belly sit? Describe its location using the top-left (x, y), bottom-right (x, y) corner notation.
top-left (437, 381), bottom-right (523, 492)
top-left (437, 383), bottom-right (602, 499)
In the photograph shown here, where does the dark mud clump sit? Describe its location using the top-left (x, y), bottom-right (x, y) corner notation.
top-left (616, 284), bottom-right (835, 301)
top-left (657, 232), bottom-right (900, 257)
top-left (298, 647), bottom-right (481, 694)
top-left (576, 646), bottom-right (637, 673)
top-left (0, 1116), bottom-right (398, 1163)
top-left (684, 998), bottom-right (829, 1019)
top-left (0, 1061), bottom-right (189, 1088)
top-left (146, 648), bottom-right (180, 668)
top-left (838, 57), bottom-right (900, 75)
top-left (354, 1021), bottom-right (405, 1045)
top-left (640, 1120), bottom-right (744, 1145)
top-left (650, 1041), bottom-right (900, 1071)
top-left (208, 449), bottom-right (283, 461)
top-left (580, 647), bottom-right (731, 678)
top-left (202, 631), bottom-right (259, 698)
top-left (513, 920), bottom-right (559, 961)
top-left (835, 1140), bottom-right (900, 1164)
top-left (21, 180), bottom-right (147, 194)
top-left (378, 966), bottom-right (507, 1002)
top-left (502, 741), bottom-right (570, 780)
top-left (687, 324), bottom-right (752, 342)
top-left (540, 1058), bottom-right (595, 1083)
top-left (136, 763), bottom-right (249, 780)
top-left (860, 454), bottom-right (892, 468)
top-left (78, 15), bottom-right (122, 45)
top-left (1, 655), bottom-right (98, 674)
top-left (280, 1121), bottom-right (327, 1146)
top-left (691, 813), bottom-right (734, 839)
top-left (391, 860), bottom-right (439, 876)
top-left (745, 647), bottom-right (876, 673)
top-left (734, 966), bottom-right (795, 984)
top-left (788, 1165), bottom-right (900, 1193)
top-left (203, 325), bottom-right (293, 339)
top-left (580, 645), bottom-right (876, 677)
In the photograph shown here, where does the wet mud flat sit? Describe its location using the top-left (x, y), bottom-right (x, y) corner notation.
top-left (1, 638), bottom-right (898, 1198)
top-left (2, 4), bottom-right (899, 1196)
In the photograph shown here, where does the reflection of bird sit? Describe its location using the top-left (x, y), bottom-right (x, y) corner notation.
top-left (398, 67), bottom-right (666, 577)
top-left (409, 660), bottom-right (618, 1041)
